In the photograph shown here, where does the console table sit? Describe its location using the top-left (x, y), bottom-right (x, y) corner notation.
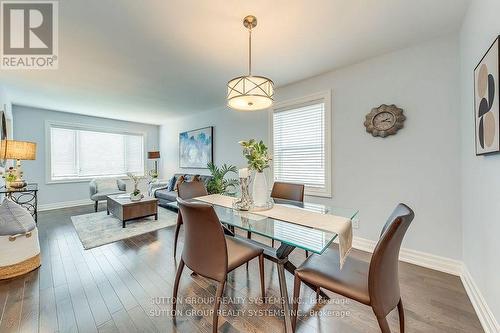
top-left (0, 184), bottom-right (38, 222)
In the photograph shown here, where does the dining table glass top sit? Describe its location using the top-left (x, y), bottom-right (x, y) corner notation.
top-left (168, 198), bottom-right (358, 255)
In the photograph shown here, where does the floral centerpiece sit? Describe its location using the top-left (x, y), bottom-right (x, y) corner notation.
top-left (2, 167), bottom-right (17, 189)
top-left (127, 172), bottom-right (145, 201)
top-left (239, 139), bottom-right (272, 208)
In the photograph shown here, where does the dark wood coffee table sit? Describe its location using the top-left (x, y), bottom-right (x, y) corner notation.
top-left (106, 194), bottom-right (158, 228)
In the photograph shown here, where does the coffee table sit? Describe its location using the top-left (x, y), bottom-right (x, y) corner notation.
top-left (106, 194), bottom-right (158, 228)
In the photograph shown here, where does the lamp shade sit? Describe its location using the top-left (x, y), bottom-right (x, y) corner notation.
top-left (147, 151), bottom-right (160, 159)
top-left (227, 75), bottom-right (274, 111)
top-left (0, 140), bottom-right (36, 160)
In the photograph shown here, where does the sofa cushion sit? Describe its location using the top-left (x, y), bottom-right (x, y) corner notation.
top-left (94, 178), bottom-right (119, 192)
top-left (154, 190), bottom-right (178, 202)
top-left (173, 175), bottom-right (186, 191)
top-left (91, 190), bottom-right (126, 201)
top-left (167, 176), bottom-right (177, 191)
top-left (0, 198), bottom-right (36, 236)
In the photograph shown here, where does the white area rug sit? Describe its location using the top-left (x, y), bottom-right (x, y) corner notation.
top-left (71, 207), bottom-right (177, 249)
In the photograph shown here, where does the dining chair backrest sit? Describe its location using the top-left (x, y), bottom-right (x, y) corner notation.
top-left (178, 181), bottom-right (208, 200)
top-left (177, 198), bottom-right (228, 281)
top-left (271, 182), bottom-right (305, 202)
top-left (368, 203), bottom-right (414, 318)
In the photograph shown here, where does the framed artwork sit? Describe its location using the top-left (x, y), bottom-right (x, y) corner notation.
top-left (179, 126), bottom-right (213, 168)
top-left (0, 111), bottom-right (7, 168)
top-left (475, 36), bottom-right (500, 155)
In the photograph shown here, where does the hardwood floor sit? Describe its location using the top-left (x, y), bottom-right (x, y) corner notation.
top-left (0, 204), bottom-right (483, 333)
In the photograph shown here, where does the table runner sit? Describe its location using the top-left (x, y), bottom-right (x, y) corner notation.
top-left (195, 194), bottom-right (352, 268)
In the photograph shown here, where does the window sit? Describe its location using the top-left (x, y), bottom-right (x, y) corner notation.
top-left (48, 123), bottom-right (144, 182)
top-left (271, 91), bottom-right (332, 197)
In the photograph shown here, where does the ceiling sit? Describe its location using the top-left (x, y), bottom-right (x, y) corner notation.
top-left (0, 0), bottom-right (470, 124)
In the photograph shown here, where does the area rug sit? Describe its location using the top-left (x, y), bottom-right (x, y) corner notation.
top-left (71, 207), bottom-right (177, 249)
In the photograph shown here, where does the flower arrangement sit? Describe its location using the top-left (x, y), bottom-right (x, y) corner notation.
top-left (239, 139), bottom-right (272, 173)
top-left (2, 167), bottom-right (18, 188)
top-left (127, 172), bottom-right (145, 197)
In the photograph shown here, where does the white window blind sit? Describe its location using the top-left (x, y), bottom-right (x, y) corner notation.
top-left (273, 100), bottom-right (329, 195)
top-left (49, 125), bottom-right (144, 181)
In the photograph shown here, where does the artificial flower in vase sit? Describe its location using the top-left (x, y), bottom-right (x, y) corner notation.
top-left (127, 172), bottom-right (145, 201)
top-left (239, 139), bottom-right (273, 209)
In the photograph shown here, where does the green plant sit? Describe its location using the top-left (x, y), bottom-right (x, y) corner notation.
top-left (2, 168), bottom-right (16, 182)
top-left (206, 162), bottom-right (239, 194)
top-left (239, 139), bottom-right (272, 172)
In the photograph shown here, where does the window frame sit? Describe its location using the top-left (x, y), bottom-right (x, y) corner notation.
top-left (45, 120), bottom-right (147, 184)
top-left (269, 90), bottom-right (332, 198)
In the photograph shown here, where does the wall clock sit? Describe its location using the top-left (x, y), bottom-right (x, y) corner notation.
top-left (364, 104), bottom-right (405, 138)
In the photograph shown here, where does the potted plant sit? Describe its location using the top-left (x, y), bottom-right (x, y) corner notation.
top-left (206, 162), bottom-right (239, 195)
top-left (127, 172), bottom-right (145, 201)
top-left (239, 139), bottom-right (272, 207)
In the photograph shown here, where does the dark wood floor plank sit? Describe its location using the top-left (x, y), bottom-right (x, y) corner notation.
top-left (110, 308), bottom-right (139, 333)
top-left (0, 277), bottom-right (25, 333)
top-left (92, 253), bottom-right (138, 311)
top-left (19, 270), bottom-right (40, 333)
top-left (54, 284), bottom-right (78, 333)
top-left (39, 286), bottom-right (58, 333)
top-left (58, 237), bottom-right (98, 333)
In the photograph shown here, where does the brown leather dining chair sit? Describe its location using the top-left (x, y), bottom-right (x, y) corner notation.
top-left (173, 198), bottom-right (265, 333)
top-left (292, 203), bottom-right (414, 333)
top-left (248, 181), bottom-right (306, 251)
top-left (173, 181), bottom-right (208, 257)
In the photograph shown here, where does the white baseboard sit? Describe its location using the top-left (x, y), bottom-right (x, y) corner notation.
top-left (461, 266), bottom-right (500, 333)
top-left (352, 236), bottom-right (463, 276)
top-left (353, 236), bottom-right (498, 333)
top-left (38, 199), bottom-right (94, 211)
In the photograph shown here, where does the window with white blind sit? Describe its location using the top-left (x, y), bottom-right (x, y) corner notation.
top-left (271, 91), bottom-right (332, 197)
top-left (48, 123), bottom-right (145, 182)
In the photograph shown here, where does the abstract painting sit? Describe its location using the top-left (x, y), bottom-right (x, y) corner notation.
top-left (475, 36), bottom-right (500, 155)
top-left (179, 126), bottom-right (213, 168)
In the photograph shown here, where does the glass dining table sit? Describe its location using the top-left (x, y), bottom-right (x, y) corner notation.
top-left (165, 198), bottom-right (358, 333)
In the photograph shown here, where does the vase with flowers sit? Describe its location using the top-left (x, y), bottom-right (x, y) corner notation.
top-left (239, 139), bottom-right (273, 209)
top-left (2, 168), bottom-right (17, 189)
top-left (127, 172), bottom-right (145, 201)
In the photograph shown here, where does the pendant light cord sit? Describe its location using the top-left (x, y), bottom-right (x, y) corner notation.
top-left (248, 26), bottom-right (252, 76)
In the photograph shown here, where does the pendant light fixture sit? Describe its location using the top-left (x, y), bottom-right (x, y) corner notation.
top-left (227, 15), bottom-right (274, 111)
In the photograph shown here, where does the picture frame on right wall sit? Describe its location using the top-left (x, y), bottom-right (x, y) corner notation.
top-left (474, 35), bottom-right (500, 155)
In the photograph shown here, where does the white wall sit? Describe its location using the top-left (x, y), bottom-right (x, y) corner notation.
top-left (12, 105), bottom-right (160, 206)
top-left (160, 35), bottom-right (462, 259)
top-left (460, 0), bottom-right (500, 325)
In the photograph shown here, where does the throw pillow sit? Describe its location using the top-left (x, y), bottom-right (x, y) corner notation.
top-left (167, 176), bottom-right (177, 191)
top-left (173, 175), bottom-right (185, 192)
top-left (191, 175), bottom-right (201, 182)
top-left (0, 198), bottom-right (36, 236)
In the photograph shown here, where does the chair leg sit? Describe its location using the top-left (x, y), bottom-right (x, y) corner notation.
top-left (258, 254), bottom-right (265, 301)
top-left (247, 230), bottom-right (252, 239)
top-left (212, 279), bottom-right (226, 333)
top-left (292, 275), bottom-right (301, 332)
top-left (271, 239), bottom-right (275, 248)
top-left (94, 201), bottom-right (98, 212)
top-left (172, 259), bottom-right (185, 313)
top-left (376, 315), bottom-right (391, 333)
top-left (305, 250), bottom-right (309, 258)
top-left (173, 219), bottom-right (181, 258)
top-left (397, 299), bottom-right (405, 333)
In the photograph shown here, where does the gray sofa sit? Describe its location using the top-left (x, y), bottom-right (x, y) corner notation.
top-left (149, 173), bottom-right (211, 208)
top-left (89, 178), bottom-right (127, 211)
